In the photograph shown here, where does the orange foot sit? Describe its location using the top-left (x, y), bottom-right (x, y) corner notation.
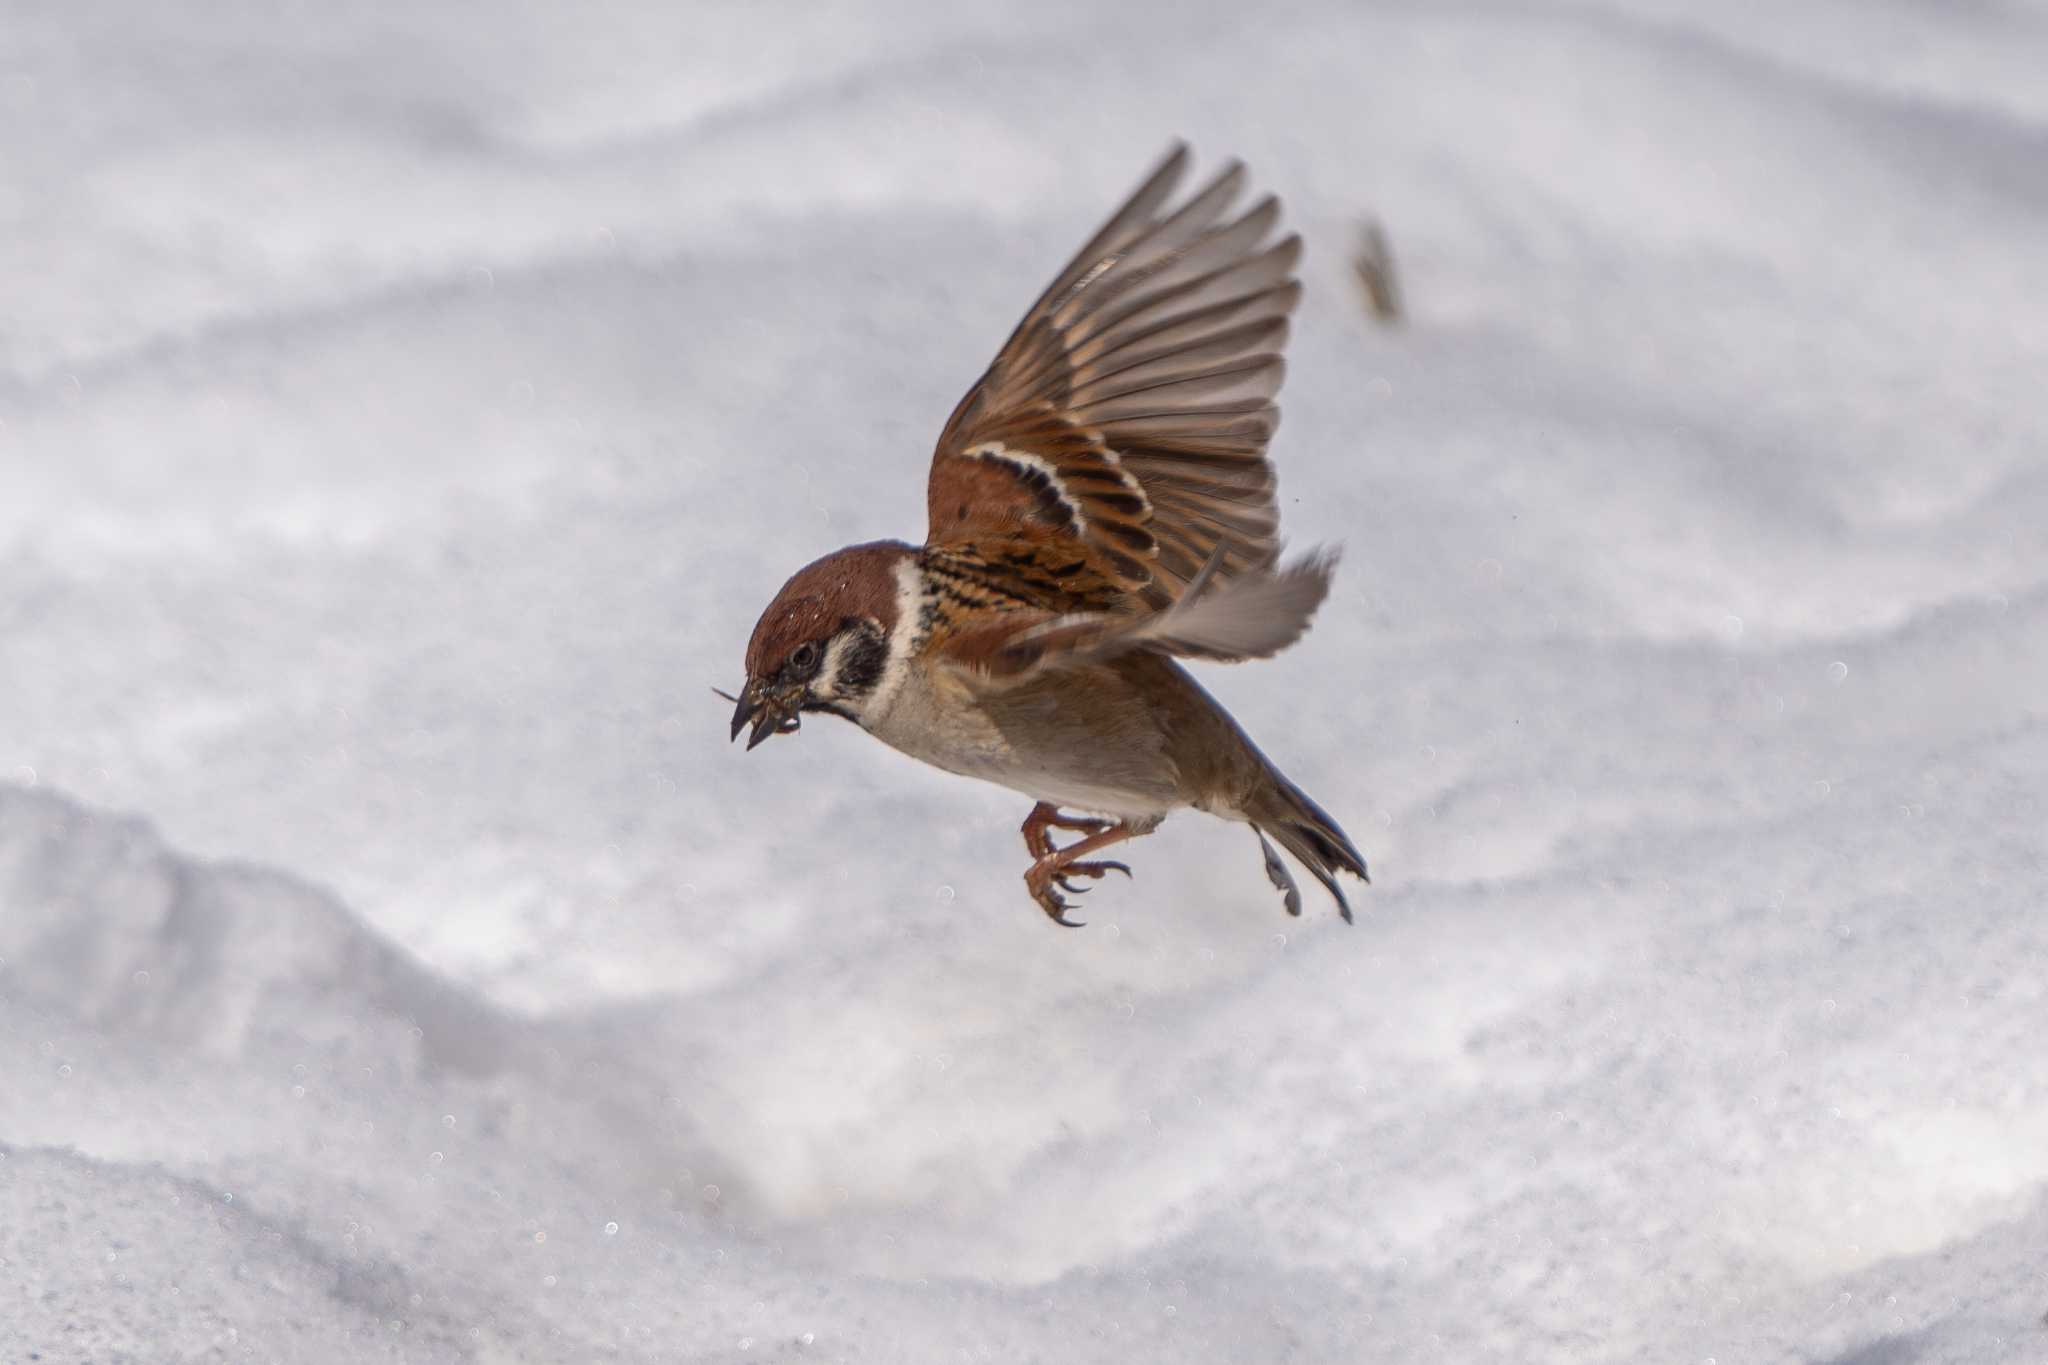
top-left (1020, 813), bottom-right (1139, 928)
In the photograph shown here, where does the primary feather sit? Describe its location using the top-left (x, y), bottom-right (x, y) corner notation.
top-left (926, 143), bottom-right (1301, 606)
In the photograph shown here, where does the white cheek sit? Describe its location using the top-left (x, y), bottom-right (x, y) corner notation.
top-left (813, 635), bottom-right (852, 702)
top-left (860, 560), bottom-right (927, 725)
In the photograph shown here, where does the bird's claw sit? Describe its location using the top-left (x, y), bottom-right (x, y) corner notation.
top-left (1029, 883), bottom-right (1088, 927)
top-left (1040, 858), bottom-right (1133, 913)
top-left (1065, 859), bottom-right (1131, 883)
top-left (1026, 869), bottom-right (1096, 927)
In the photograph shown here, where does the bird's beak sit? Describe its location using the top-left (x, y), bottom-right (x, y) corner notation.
top-left (728, 681), bottom-right (800, 750)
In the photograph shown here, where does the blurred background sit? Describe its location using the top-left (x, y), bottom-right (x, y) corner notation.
top-left (3, 1), bottom-right (2046, 1360)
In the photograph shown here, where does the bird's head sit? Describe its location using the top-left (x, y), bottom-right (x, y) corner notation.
top-left (728, 540), bottom-right (916, 749)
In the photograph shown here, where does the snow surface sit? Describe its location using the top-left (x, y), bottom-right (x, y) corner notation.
top-left (4, 0), bottom-right (2048, 1359)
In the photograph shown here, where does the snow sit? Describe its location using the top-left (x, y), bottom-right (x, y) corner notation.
top-left (4, 0), bottom-right (2048, 1359)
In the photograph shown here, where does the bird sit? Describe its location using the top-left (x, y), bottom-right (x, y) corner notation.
top-left (726, 144), bottom-right (1368, 927)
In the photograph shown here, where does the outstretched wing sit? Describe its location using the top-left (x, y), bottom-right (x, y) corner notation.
top-left (926, 144), bottom-right (1301, 608)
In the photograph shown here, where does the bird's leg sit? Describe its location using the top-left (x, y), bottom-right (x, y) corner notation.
top-left (1019, 801), bottom-right (1112, 861)
top-left (1023, 820), bottom-right (1142, 928)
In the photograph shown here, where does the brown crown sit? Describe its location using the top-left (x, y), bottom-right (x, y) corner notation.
top-left (744, 539), bottom-right (915, 679)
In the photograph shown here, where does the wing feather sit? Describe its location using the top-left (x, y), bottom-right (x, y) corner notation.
top-left (926, 144), bottom-right (1301, 608)
top-left (933, 548), bottom-right (1340, 687)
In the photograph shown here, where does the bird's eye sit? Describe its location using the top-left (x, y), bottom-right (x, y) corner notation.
top-left (789, 642), bottom-right (820, 674)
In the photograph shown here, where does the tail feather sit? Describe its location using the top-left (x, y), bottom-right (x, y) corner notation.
top-left (1251, 774), bottom-right (1369, 923)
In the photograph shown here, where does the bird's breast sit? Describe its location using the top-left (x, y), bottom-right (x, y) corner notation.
top-left (860, 662), bottom-right (1184, 821)
top-left (862, 666), bottom-right (1010, 774)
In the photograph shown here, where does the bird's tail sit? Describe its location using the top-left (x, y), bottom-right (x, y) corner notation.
top-left (1248, 770), bottom-right (1370, 923)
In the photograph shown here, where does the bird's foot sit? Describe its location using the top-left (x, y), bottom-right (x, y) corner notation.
top-left (1020, 812), bottom-right (1143, 928)
top-left (1024, 856), bottom-right (1134, 928)
top-left (1020, 801), bottom-right (1113, 861)
top-left (1024, 869), bottom-right (1088, 928)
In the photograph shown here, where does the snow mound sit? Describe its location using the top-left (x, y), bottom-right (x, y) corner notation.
top-left (0, 788), bottom-right (507, 1066)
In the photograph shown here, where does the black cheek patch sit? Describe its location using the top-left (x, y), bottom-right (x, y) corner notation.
top-left (836, 629), bottom-right (888, 696)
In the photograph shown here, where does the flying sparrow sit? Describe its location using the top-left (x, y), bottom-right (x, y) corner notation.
top-left (728, 144), bottom-right (1368, 926)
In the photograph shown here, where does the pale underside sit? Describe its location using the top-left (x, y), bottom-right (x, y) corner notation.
top-left (862, 650), bottom-right (1185, 827)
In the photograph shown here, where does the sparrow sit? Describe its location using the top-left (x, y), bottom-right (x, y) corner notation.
top-left (728, 144), bottom-right (1368, 926)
